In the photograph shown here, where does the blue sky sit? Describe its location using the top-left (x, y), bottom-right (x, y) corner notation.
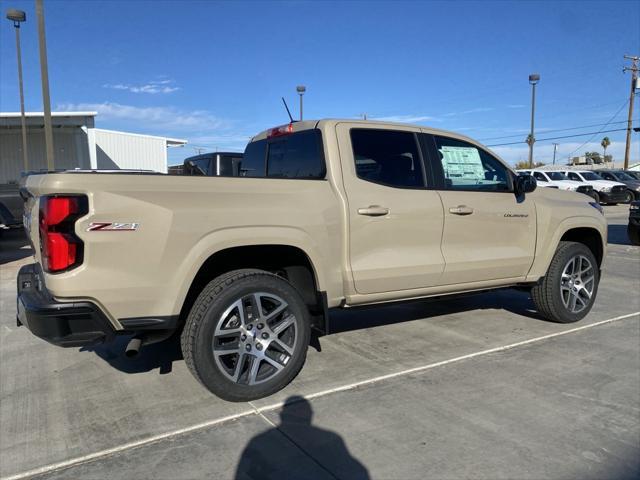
top-left (1, 0), bottom-right (638, 166)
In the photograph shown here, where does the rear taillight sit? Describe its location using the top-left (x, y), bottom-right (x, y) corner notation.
top-left (39, 196), bottom-right (88, 273)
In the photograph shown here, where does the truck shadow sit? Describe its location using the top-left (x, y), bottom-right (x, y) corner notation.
top-left (80, 333), bottom-right (183, 375)
top-left (0, 229), bottom-right (32, 265)
top-left (328, 288), bottom-right (543, 335)
top-left (607, 223), bottom-right (632, 246)
top-left (80, 289), bottom-right (542, 375)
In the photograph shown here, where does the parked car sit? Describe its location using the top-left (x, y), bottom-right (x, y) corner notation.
top-left (0, 183), bottom-right (23, 236)
top-left (561, 170), bottom-right (629, 205)
top-left (595, 170), bottom-right (640, 202)
top-left (517, 169), bottom-right (596, 198)
top-left (629, 201), bottom-right (640, 246)
top-left (178, 152), bottom-right (244, 177)
top-left (624, 170), bottom-right (640, 181)
top-left (17, 119), bottom-right (607, 401)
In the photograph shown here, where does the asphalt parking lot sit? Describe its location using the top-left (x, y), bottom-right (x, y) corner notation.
top-left (1, 204), bottom-right (638, 480)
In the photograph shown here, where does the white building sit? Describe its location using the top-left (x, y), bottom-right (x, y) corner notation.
top-left (0, 112), bottom-right (186, 184)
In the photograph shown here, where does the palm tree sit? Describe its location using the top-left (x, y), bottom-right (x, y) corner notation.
top-left (601, 137), bottom-right (611, 165)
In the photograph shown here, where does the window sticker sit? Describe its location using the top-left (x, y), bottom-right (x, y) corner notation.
top-left (440, 146), bottom-right (484, 182)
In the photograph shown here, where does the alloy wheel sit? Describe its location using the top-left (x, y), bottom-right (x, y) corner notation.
top-left (212, 292), bottom-right (298, 385)
top-left (560, 255), bottom-right (595, 314)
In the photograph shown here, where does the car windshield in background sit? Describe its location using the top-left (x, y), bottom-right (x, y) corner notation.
top-left (613, 171), bottom-right (635, 181)
top-left (581, 172), bottom-right (603, 181)
top-left (547, 172), bottom-right (568, 180)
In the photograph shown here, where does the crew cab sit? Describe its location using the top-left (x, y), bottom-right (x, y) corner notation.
top-left (561, 170), bottom-right (629, 205)
top-left (17, 119), bottom-right (607, 401)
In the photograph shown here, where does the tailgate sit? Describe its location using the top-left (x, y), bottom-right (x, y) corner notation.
top-left (21, 180), bottom-right (42, 264)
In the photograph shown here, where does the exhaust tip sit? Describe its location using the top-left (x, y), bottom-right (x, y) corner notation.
top-left (125, 337), bottom-right (142, 358)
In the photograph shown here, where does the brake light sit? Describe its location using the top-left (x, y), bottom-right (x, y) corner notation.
top-left (39, 196), bottom-right (87, 273)
top-left (267, 123), bottom-right (294, 138)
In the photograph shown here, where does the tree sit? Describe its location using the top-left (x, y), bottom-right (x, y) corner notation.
top-left (601, 137), bottom-right (611, 164)
top-left (514, 160), bottom-right (545, 169)
top-left (585, 151), bottom-right (602, 164)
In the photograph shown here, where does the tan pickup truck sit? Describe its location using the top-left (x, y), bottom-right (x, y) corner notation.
top-left (17, 119), bottom-right (607, 401)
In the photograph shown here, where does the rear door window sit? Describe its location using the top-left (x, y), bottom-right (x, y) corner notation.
top-left (350, 129), bottom-right (425, 188)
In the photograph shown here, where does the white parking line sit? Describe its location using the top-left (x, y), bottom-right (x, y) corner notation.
top-left (3, 311), bottom-right (639, 480)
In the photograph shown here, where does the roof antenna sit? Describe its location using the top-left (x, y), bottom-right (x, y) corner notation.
top-left (281, 97), bottom-right (295, 123)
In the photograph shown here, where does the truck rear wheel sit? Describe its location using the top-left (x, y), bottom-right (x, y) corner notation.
top-left (181, 269), bottom-right (311, 402)
top-left (531, 241), bottom-right (599, 323)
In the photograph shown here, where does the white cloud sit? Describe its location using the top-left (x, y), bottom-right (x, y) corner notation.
top-left (57, 102), bottom-right (227, 132)
top-left (444, 107), bottom-right (494, 117)
top-left (189, 133), bottom-right (254, 152)
top-left (103, 79), bottom-right (180, 94)
top-left (370, 115), bottom-right (440, 123)
top-left (507, 104), bottom-right (526, 109)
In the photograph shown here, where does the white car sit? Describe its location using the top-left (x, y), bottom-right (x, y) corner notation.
top-left (519, 170), bottom-right (590, 193)
top-left (561, 170), bottom-right (628, 204)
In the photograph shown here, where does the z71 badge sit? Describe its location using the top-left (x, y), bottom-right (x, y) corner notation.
top-left (87, 222), bottom-right (139, 231)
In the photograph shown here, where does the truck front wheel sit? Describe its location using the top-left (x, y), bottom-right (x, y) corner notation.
top-left (181, 269), bottom-right (311, 402)
top-left (531, 241), bottom-right (599, 323)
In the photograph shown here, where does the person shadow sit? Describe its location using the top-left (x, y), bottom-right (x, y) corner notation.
top-left (235, 396), bottom-right (370, 480)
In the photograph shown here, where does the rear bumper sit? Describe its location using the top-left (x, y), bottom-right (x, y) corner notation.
top-left (16, 264), bottom-right (116, 347)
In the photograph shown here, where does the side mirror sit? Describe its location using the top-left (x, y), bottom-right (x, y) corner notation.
top-left (515, 174), bottom-right (537, 196)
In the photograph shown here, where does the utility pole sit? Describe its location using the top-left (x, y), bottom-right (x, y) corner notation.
top-left (36, 0), bottom-right (55, 170)
top-left (552, 143), bottom-right (559, 165)
top-left (6, 9), bottom-right (28, 171)
top-left (623, 55), bottom-right (638, 170)
top-left (527, 74), bottom-right (540, 168)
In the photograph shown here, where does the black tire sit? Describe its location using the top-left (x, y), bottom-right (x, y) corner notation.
top-left (531, 241), bottom-right (599, 323)
top-left (629, 225), bottom-right (640, 246)
top-left (590, 191), bottom-right (600, 204)
top-left (623, 190), bottom-right (634, 204)
top-left (181, 269), bottom-right (311, 402)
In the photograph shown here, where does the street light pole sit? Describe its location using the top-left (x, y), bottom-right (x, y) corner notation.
top-left (35, 0), bottom-right (54, 170)
top-left (296, 85), bottom-right (306, 121)
top-left (6, 9), bottom-right (28, 172)
top-left (528, 73), bottom-right (540, 168)
top-left (552, 143), bottom-right (559, 165)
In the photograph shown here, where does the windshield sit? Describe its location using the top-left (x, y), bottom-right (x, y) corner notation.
top-left (547, 172), bottom-right (567, 180)
top-left (581, 172), bottom-right (603, 181)
top-left (612, 171), bottom-right (635, 181)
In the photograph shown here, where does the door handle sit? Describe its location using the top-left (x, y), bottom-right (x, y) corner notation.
top-left (357, 205), bottom-right (389, 217)
top-left (449, 205), bottom-right (474, 215)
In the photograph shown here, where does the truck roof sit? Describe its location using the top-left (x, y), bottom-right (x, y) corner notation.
top-left (249, 118), bottom-right (489, 149)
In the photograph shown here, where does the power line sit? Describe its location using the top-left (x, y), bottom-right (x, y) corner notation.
top-left (487, 127), bottom-right (627, 147)
top-left (478, 119), bottom-right (637, 141)
top-left (565, 99), bottom-right (629, 157)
